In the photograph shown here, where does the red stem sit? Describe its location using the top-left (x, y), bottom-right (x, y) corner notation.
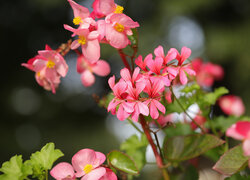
top-left (118, 49), bottom-right (131, 73)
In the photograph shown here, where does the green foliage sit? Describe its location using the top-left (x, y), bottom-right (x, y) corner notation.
top-left (225, 172), bottom-right (250, 180)
top-left (164, 123), bottom-right (194, 138)
top-left (203, 87), bottom-right (229, 105)
top-left (0, 143), bottom-right (63, 180)
top-left (181, 83), bottom-right (200, 93)
top-left (128, 29), bottom-right (138, 47)
top-left (98, 92), bottom-right (114, 108)
top-left (213, 144), bottom-right (248, 176)
top-left (163, 134), bottom-right (224, 162)
top-left (107, 150), bottom-right (139, 175)
top-left (0, 155), bottom-right (32, 180)
top-left (120, 134), bottom-right (148, 170)
top-left (182, 165), bottom-right (199, 180)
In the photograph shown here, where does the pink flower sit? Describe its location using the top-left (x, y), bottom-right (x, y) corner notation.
top-left (105, 13), bottom-right (139, 49)
top-left (178, 64), bottom-right (196, 85)
top-left (64, 25), bottom-right (100, 63)
top-left (22, 45), bottom-right (68, 93)
top-left (154, 45), bottom-right (177, 65)
top-left (68, 0), bottom-right (94, 28)
top-left (218, 95), bottom-right (245, 117)
top-left (72, 149), bottom-right (106, 178)
top-left (77, 55), bottom-right (110, 87)
top-left (107, 76), bottom-right (134, 121)
top-left (92, 0), bottom-right (124, 18)
top-left (50, 162), bottom-right (75, 180)
top-left (146, 56), bottom-right (171, 86)
top-left (144, 79), bottom-right (165, 119)
top-left (171, 46), bottom-right (191, 66)
top-left (226, 121), bottom-right (250, 157)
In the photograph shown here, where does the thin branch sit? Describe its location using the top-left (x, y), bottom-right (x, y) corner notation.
top-left (118, 49), bottom-right (132, 73)
top-left (127, 119), bottom-right (143, 134)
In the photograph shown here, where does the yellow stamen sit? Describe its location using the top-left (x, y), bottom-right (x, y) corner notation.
top-left (73, 17), bottom-right (82, 25)
top-left (114, 23), bottom-right (124, 32)
top-left (83, 164), bottom-right (93, 174)
top-left (114, 5), bottom-right (124, 14)
top-left (36, 72), bottom-right (40, 77)
top-left (78, 36), bottom-right (87, 45)
top-left (46, 60), bottom-right (55, 68)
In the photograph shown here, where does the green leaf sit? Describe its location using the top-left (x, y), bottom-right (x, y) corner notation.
top-left (181, 83), bottom-right (200, 93)
top-left (107, 150), bottom-right (139, 175)
top-left (213, 144), bottom-right (248, 176)
top-left (164, 134), bottom-right (224, 162)
top-left (120, 134), bottom-right (148, 170)
top-left (0, 155), bottom-right (32, 180)
top-left (128, 28), bottom-right (138, 46)
top-left (225, 172), bottom-right (250, 180)
top-left (182, 165), bottom-right (198, 180)
top-left (164, 123), bottom-right (194, 138)
top-left (203, 87), bottom-right (229, 105)
top-left (98, 93), bottom-right (114, 108)
top-left (27, 143), bottom-right (64, 178)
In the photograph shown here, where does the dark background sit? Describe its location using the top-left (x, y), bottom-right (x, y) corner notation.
top-left (1, 0), bottom-right (250, 179)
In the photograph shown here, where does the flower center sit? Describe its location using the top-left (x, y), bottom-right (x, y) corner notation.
top-left (46, 60), bottom-right (55, 68)
top-left (78, 36), bottom-right (87, 45)
top-left (114, 5), bottom-right (124, 14)
top-left (114, 23), bottom-right (124, 32)
top-left (73, 17), bottom-right (82, 25)
top-left (36, 72), bottom-right (40, 77)
top-left (83, 164), bottom-right (93, 174)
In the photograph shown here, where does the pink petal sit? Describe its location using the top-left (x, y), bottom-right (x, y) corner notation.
top-left (109, 13), bottom-right (139, 28)
top-left (107, 99), bottom-right (119, 112)
top-left (150, 101), bottom-right (159, 119)
top-left (97, 20), bottom-right (106, 40)
top-left (77, 55), bottom-right (86, 73)
top-left (105, 24), bottom-right (129, 49)
top-left (120, 68), bottom-right (131, 81)
top-left (122, 102), bottom-right (134, 113)
top-left (243, 139), bottom-right (250, 156)
top-left (132, 67), bottom-right (140, 82)
top-left (108, 75), bottom-right (115, 89)
top-left (81, 167), bottom-right (106, 180)
top-left (226, 124), bottom-right (244, 140)
top-left (100, 168), bottom-right (117, 180)
top-left (98, 0), bottom-right (115, 15)
top-left (33, 59), bottom-right (46, 72)
top-left (88, 31), bottom-right (99, 40)
top-left (81, 70), bottom-right (95, 87)
top-left (138, 102), bottom-right (149, 116)
top-left (180, 46), bottom-right (191, 64)
top-left (165, 49), bottom-right (177, 64)
top-left (235, 121), bottom-right (250, 137)
top-left (94, 152), bottom-right (106, 167)
top-left (71, 40), bottom-right (81, 50)
top-left (117, 104), bottom-right (130, 121)
top-left (50, 162), bottom-right (75, 180)
top-left (153, 99), bottom-right (166, 114)
top-left (179, 69), bottom-right (188, 85)
top-left (68, 0), bottom-right (89, 19)
top-left (72, 149), bottom-right (96, 178)
top-left (82, 39), bottom-right (100, 63)
top-left (154, 45), bottom-right (164, 58)
top-left (92, 60), bottom-right (110, 76)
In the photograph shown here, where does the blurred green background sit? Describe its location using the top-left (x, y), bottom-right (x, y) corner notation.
top-left (1, 0), bottom-right (250, 179)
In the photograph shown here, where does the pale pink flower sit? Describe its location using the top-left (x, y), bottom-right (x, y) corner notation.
top-left (144, 79), bottom-right (165, 119)
top-left (218, 95), bottom-right (245, 117)
top-left (107, 76), bottom-right (134, 121)
top-left (99, 168), bottom-right (117, 180)
top-left (226, 121), bottom-right (250, 158)
top-left (105, 13), bottom-right (139, 49)
top-left (77, 55), bottom-right (110, 87)
top-left (72, 149), bottom-right (106, 179)
top-left (64, 25), bottom-right (100, 63)
top-left (92, 0), bottom-right (124, 18)
top-left (22, 45), bottom-right (68, 93)
top-left (154, 45), bottom-right (177, 65)
top-left (50, 162), bottom-right (75, 180)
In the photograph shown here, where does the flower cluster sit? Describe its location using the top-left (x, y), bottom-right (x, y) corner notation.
top-left (22, 45), bottom-right (68, 93)
top-left (50, 148), bottom-right (117, 180)
top-left (64, 0), bottom-right (139, 86)
top-left (192, 58), bottom-right (224, 87)
top-left (108, 46), bottom-right (196, 122)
